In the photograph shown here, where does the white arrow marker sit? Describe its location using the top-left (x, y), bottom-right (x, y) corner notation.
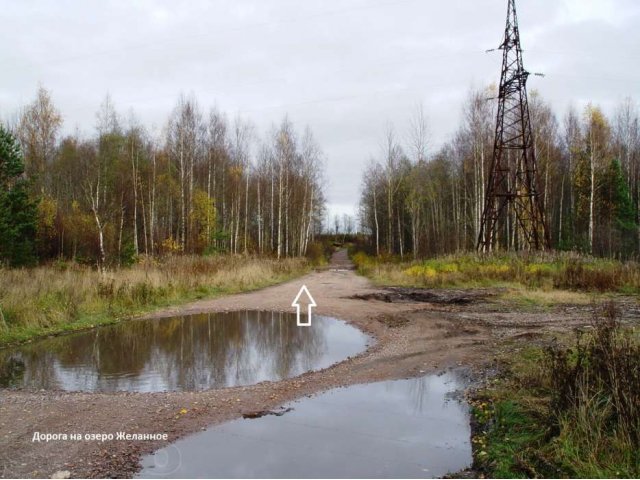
top-left (291, 285), bottom-right (317, 327)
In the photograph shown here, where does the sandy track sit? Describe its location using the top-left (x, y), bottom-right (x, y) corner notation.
top-left (0, 251), bottom-right (599, 478)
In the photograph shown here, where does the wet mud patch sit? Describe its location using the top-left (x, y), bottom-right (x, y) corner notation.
top-left (377, 313), bottom-right (410, 328)
top-left (242, 407), bottom-right (293, 419)
top-left (352, 287), bottom-right (492, 305)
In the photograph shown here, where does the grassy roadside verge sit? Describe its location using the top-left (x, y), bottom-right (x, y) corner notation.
top-left (469, 304), bottom-right (639, 478)
top-left (350, 251), bottom-right (640, 308)
top-left (0, 255), bottom-right (310, 347)
top-left (351, 251), bottom-right (640, 292)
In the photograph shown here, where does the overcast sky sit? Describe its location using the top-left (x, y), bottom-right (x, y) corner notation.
top-left (1, 0), bottom-right (639, 219)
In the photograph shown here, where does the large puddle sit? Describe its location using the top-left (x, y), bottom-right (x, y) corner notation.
top-left (0, 311), bottom-right (369, 392)
top-left (139, 372), bottom-right (472, 478)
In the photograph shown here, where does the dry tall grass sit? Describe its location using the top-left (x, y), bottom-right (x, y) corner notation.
top-left (352, 251), bottom-right (640, 293)
top-left (545, 302), bottom-right (640, 475)
top-left (0, 255), bottom-right (308, 345)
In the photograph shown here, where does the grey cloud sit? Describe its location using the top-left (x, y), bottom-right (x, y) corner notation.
top-left (1, 0), bottom-right (637, 217)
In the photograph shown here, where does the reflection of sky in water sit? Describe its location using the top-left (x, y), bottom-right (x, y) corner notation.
top-left (139, 372), bottom-right (472, 479)
top-left (0, 312), bottom-right (369, 392)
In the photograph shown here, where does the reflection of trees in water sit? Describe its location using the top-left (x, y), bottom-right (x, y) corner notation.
top-left (0, 354), bottom-right (26, 386)
top-left (250, 311), bottom-right (326, 379)
top-left (0, 335), bottom-right (78, 389)
top-left (405, 373), bottom-right (465, 414)
top-left (0, 311), bottom-right (328, 391)
top-left (407, 375), bottom-right (429, 413)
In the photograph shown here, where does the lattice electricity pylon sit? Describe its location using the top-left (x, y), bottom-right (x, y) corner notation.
top-left (477, 0), bottom-right (551, 252)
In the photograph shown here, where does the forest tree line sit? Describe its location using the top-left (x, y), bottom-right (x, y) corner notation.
top-left (0, 87), bottom-right (326, 267)
top-left (360, 88), bottom-right (639, 259)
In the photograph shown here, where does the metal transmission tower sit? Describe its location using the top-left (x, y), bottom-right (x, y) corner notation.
top-left (477, 0), bottom-right (551, 252)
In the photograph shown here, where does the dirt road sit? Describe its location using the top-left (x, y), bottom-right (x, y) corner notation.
top-left (0, 250), bottom-right (598, 478)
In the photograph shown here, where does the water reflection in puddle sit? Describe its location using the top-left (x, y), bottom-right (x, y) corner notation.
top-left (0, 311), bottom-right (368, 392)
top-left (139, 372), bottom-right (472, 478)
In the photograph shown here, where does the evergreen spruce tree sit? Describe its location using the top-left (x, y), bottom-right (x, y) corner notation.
top-left (572, 151), bottom-right (592, 252)
top-left (602, 159), bottom-right (637, 256)
top-left (0, 124), bottom-right (37, 266)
